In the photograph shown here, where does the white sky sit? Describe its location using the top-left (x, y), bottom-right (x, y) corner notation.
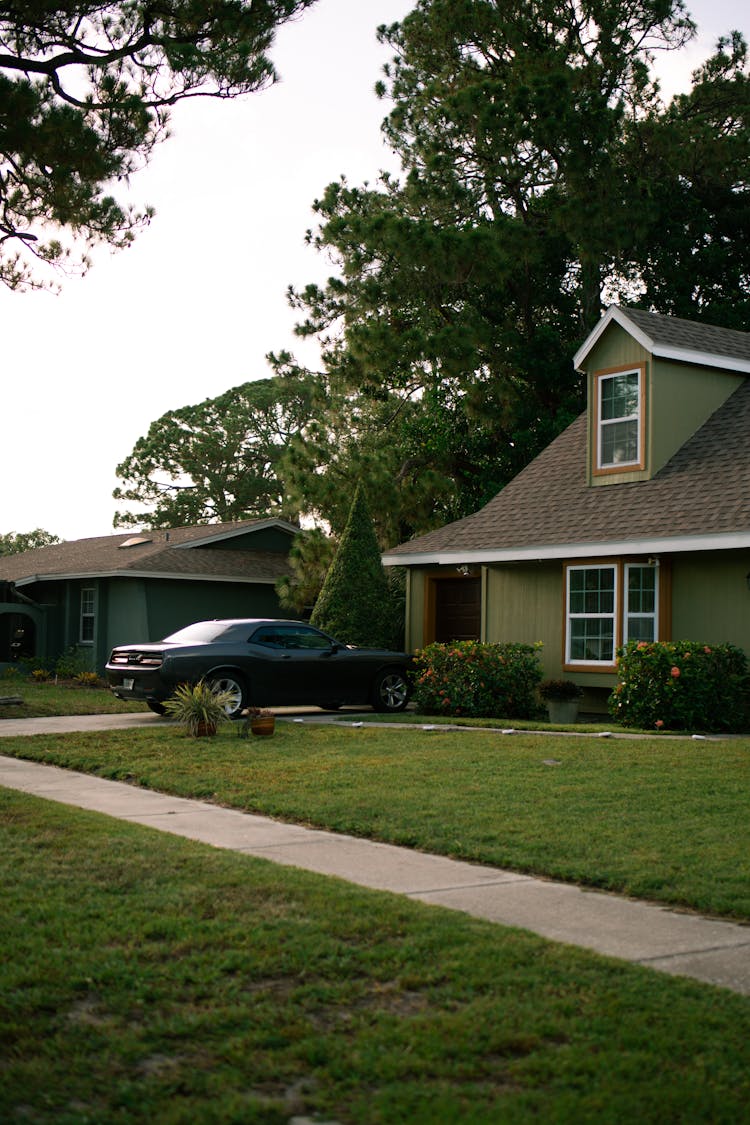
top-left (1, 0), bottom-right (747, 543)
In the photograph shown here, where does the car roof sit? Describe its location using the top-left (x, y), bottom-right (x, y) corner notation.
top-left (199, 618), bottom-right (310, 627)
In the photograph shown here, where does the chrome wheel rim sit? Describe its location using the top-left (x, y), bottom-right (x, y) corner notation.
top-left (379, 673), bottom-right (408, 710)
top-left (209, 677), bottom-right (244, 716)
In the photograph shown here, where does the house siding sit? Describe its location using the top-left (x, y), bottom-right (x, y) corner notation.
top-left (485, 563), bottom-right (559, 675)
top-left (196, 527), bottom-right (293, 552)
top-left (671, 550), bottom-right (750, 653)
top-left (650, 360), bottom-right (744, 476)
top-left (143, 579), bottom-right (282, 644)
top-left (106, 578), bottom-right (150, 653)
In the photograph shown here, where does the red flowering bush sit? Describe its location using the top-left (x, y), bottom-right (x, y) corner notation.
top-left (609, 640), bottom-right (748, 732)
top-left (412, 641), bottom-right (543, 719)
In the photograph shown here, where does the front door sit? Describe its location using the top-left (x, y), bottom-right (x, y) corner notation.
top-left (434, 578), bottom-right (481, 643)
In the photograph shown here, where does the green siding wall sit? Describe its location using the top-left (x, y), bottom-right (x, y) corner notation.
top-left (649, 360), bottom-right (743, 475)
top-left (406, 569), bottom-right (426, 651)
top-left (144, 579), bottom-right (282, 643)
top-left (584, 322), bottom-right (744, 486)
top-left (196, 528), bottom-right (293, 552)
top-left (585, 322), bottom-right (649, 372)
top-left (671, 551), bottom-right (750, 653)
top-left (485, 563), bottom-right (560, 675)
top-left (106, 578), bottom-right (149, 653)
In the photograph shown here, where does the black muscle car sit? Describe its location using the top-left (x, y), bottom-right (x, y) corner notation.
top-left (106, 618), bottom-right (412, 717)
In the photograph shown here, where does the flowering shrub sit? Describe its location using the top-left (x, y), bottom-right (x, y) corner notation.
top-left (411, 641), bottom-right (543, 719)
top-left (609, 640), bottom-right (749, 732)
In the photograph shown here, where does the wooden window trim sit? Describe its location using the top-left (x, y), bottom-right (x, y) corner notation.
top-left (562, 558), bottom-right (669, 672)
top-left (563, 561), bottom-right (620, 671)
top-left (592, 363), bottom-right (646, 477)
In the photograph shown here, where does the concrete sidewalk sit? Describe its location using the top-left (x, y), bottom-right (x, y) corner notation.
top-left (2, 742), bottom-right (749, 997)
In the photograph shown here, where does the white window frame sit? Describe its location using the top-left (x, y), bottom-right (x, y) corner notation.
top-left (565, 564), bottom-right (618, 667)
top-left (595, 366), bottom-right (643, 472)
top-left (624, 563), bottom-right (659, 644)
top-left (80, 587), bottom-right (95, 645)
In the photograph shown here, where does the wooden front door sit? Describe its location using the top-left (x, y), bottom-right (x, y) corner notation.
top-left (433, 577), bottom-right (481, 643)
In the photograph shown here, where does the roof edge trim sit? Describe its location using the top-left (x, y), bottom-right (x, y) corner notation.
top-left (173, 517), bottom-right (299, 549)
top-left (382, 531), bottom-right (750, 567)
top-left (12, 570), bottom-right (282, 587)
top-left (574, 305), bottom-right (750, 374)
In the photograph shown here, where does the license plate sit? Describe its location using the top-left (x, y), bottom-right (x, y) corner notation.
top-left (122, 678), bottom-right (134, 690)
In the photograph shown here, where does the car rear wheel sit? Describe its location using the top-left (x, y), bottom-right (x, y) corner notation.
top-left (371, 669), bottom-right (409, 713)
top-left (146, 699), bottom-right (167, 716)
top-left (206, 673), bottom-right (247, 719)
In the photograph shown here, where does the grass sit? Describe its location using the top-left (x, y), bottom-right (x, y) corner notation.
top-left (2, 722), bottom-right (749, 920)
top-left (0, 676), bottom-right (146, 717)
top-left (2, 788), bottom-right (750, 1125)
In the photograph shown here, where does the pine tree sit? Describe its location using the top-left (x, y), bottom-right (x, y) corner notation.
top-left (310, 486), bottom-right (397, 648)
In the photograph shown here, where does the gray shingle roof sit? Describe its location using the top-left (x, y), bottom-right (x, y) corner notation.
top-left (384, 378), bottom-right (750, 561)
top-left (621, 308), bottom-right (750, 365)
top-left (575, 306), bottom-right (750, 372)
top-left (0, 520), bottom-right (294, 584)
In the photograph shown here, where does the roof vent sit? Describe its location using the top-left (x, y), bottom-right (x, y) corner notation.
top-left (119, 536), bottom-right (152, 549)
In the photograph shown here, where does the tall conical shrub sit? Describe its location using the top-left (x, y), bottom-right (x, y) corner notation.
top-left (310, 485), bottom-right (395, 648)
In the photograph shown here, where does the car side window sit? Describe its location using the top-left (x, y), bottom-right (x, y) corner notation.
top-left (250, 626), bottom-right (332, 650)
top-left (252, 628), bottom-right (287, 648)
top-left (291, 628), bottom-right (332, 650)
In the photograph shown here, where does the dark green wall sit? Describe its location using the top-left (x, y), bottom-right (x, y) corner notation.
top-left (144, 578), bottom-right (283, 641)
top-left (195, 529), bottom-right (294, 552)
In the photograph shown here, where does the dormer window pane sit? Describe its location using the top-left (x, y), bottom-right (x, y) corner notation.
top-left (597, 369), bottom-right (642, 469)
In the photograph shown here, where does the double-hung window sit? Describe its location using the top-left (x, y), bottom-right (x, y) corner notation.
top-left (565, 561), bottom-right (660, 667)
top-left (596, 366), bottom-right (644, 472)
top-left (80, 588), bottom-right (95, 644)
top-left (566, 565), bottom-right (617, 665)
top-left (624, 564), bottom-right (658, 643)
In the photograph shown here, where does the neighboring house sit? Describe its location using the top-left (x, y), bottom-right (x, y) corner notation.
top-left (383, 306), bottom-right (750, 709)
top-left (0, 519), bottom-right (297, 673)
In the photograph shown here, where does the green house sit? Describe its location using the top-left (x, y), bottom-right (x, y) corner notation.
top-left (0, 519), bottom-right (297, 674)
top-left (383, 307), bottom-right (750, 709)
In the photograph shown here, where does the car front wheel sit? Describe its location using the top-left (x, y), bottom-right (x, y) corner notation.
top-left (206, 673), bottom-right (247, 719)
top-left (371, 669), bottom-right (409, 713)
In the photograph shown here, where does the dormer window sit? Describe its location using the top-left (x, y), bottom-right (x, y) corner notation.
top-left (594, 365), bottom-right (645, 474)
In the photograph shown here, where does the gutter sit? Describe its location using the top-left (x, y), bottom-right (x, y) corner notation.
top-left (383, 530), bottom-right (750, 568)
top-left (11, 570), bottom-right (285, 589)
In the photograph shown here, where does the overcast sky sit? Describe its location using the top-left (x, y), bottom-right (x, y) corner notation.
top-left (1, 0), bottom-right (747, 543)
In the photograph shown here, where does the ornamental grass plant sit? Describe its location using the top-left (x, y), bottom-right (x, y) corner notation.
top-left (162, 681), bottom-right (236, 736)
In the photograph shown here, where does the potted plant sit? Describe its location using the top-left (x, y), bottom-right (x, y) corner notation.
top-left (163, 680), bottom-right (235, 737)
top-left (539, 679), bottom-right (584, 724)
top-left (239, 706), bottom-right (275, 737)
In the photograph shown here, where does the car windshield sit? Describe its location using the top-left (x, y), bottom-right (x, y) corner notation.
top-left (162, 622), bottom-right (244, 644)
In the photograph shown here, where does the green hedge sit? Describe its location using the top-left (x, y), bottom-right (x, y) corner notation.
top-left (609, 640), bottom-right (749, 732)
top-left (412, 641), bottom-right (543, 719)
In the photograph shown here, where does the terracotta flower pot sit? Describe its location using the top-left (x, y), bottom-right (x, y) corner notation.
top-left (195, 720), bottom-right (217, 737)
top-left (251, 715), bottom-right (275, 737)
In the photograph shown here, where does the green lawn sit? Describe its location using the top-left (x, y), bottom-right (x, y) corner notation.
top-left (2, 789), bottom-right (749, 1125)
top-left (2, 722), bottom-right (749, 920)
top-left (0, 677), bottom-right (146, 717)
